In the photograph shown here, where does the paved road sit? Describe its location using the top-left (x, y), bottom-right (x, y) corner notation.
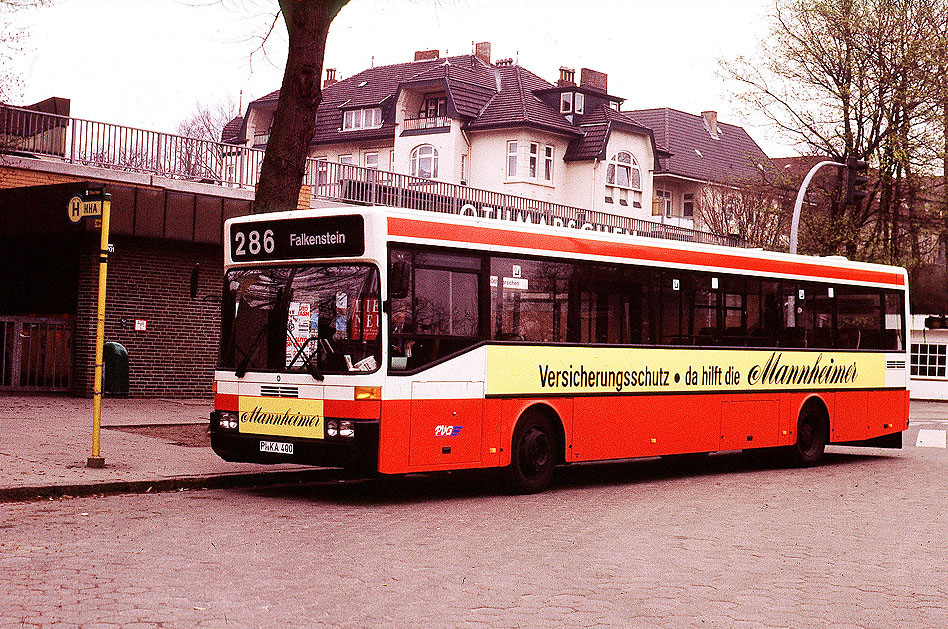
top-left (3, 421), bottom-right (947, 628)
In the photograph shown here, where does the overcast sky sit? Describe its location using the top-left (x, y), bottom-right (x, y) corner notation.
top-left (11, 0), bottom-right (793, 155)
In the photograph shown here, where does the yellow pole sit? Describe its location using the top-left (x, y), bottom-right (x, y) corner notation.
top-left (87, 193), bottom-right (111, 469)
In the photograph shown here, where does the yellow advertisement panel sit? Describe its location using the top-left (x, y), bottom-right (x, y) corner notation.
top-left (485, 346), bottom-right (887, 396)
top-left (237, 396), bottom-right (324, 439)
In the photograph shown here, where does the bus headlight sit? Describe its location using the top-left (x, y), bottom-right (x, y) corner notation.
top-left (218, 411), bottom-right (238, 430)
top-left (339, 420), bottom-right (355, 439)
top-left (326, 419), bottom-right (339, 437)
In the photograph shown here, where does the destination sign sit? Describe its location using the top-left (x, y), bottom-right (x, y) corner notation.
top-left (230, 215), bottom-right (365, 262)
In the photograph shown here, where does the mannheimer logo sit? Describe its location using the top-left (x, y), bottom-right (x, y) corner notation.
top-left (747, 352), bottom-right (858, 387)
top-left (240, 406), bottom-right (322, 429)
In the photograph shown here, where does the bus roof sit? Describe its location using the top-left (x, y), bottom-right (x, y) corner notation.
top-left (226, 205), bottom-right (908, 290)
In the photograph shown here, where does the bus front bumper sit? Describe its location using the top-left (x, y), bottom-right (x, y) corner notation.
top-left (209, 411), bottom-right (380, 471)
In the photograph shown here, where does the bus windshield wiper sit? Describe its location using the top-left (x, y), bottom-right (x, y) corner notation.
top-left (234, 325), bottom-right (268, 378)
top-left (287, 336), bottom-right (325, 381)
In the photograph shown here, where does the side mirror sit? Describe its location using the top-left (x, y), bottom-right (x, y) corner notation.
top-left (389, 260), bottom-right (409, 299)
top-left (190, 263), bottom-right (200, 299)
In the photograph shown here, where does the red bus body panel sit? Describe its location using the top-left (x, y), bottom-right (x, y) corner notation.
top-left (376, 388), bottom-right (909, 475)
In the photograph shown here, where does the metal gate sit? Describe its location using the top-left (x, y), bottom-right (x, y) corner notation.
top-left (0, 316), bottom-right (75, 392)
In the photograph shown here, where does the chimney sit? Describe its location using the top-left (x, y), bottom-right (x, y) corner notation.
top-left (475, 42), bottom-right (491, 64)
top-left (557, 67), bottom-right (576, 87)
top-left (579, 68), bottom-right (607, 94)
top-left (323, 68), bottom-right (337, 88)
top-left (414, 49), bottom-right (440, 62)
top-left (702, 110), bottom-right (720, 139)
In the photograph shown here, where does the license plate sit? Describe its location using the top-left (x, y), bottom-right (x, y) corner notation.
top-left (260, 440), bottom-right (293, 455)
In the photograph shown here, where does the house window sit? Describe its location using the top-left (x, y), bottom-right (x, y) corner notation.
top-left (605, 151), bottom-right (642, 207)
top-left (507, 141), bottom-right (518, 178)
top-left (683, 193), bottom-right (695, 217)
top-left (461, 154), bottom-right (467, 184)
top-left (656, 189), bottom-right (672, 217)
top-left (420, 97), bottom-right (447, 118)
top-left (575, 92), bottom-right (584, 115)
top-left (529, 143), bottom-right (538, 178)
top-left (410, 144), bottom-right (438, 179)
top-left (339, 154), bottom-right (353, 165)
top-left (543, 146), bottom-right (554, 182)
top-left (560, 93), bottom-right (572, 114)
top-left (390, 150), bottom-right (395, 170)
top-left (912, 343), bottom-right (947, 377)
top-left (342, 107), bottom-right (382, 131)
top-left (364, 152), bottom-right (378, 169)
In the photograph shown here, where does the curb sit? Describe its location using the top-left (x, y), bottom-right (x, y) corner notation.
top-left (0, 468), bottom-right (345, 503)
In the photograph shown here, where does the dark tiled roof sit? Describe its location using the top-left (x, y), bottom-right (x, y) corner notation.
top-left (221, 115), bottom-right (244, 144)
top-left (467, 65), bottom-right (579, 136)
top-left (565, 105), bottom-right (668, 161)
top-left (626, 108), bottom-right (776, 185)
top-left (249, 55), bottom-right (590, 147)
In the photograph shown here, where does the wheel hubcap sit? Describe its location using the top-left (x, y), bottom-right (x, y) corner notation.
top-left (521, 427), bottom-right (550, 477)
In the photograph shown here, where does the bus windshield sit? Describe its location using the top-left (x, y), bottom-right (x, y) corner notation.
top-left (220, 264), bottom-right (381, 376)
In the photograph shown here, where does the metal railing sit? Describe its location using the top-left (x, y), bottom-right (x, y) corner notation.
top-left (0, 316), bottom-right (74, 392)
top-left (0, 103), bottom-right (743, 247)
top-left (305, 161), bottom-right (743, 247)
top-left (1, 103), bottom-right (265, 187)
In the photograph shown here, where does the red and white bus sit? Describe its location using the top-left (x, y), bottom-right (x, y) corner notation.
top-left (210, 204), bottom-right (910, 492)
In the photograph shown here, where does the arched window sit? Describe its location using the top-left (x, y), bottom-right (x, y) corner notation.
top-left (410, 144), bottom-right (439, 179)
top-left (605, 151), bottom-right (642, 208)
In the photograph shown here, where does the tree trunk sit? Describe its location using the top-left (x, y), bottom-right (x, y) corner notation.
top-left (252, 0), bottom-right (349, 214)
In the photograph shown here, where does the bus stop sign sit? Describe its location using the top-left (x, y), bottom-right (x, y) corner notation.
top-left (67, 194), bottom-right (104, 224)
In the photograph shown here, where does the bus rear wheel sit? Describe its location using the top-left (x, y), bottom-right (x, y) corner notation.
top-left (787, 405), bottom-right (827, 467)
top-left (505, 414), bottom-right (555, 494)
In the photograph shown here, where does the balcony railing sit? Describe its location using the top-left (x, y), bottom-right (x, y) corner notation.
top-left (402, 116), bottom-right (450, 132)
top-left (305, 162), bottom-right (743, 247)
top-left (0, 103), bottom-right (743, 247)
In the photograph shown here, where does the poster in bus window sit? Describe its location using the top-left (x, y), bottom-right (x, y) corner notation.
top-left (286, 301), bottom-right (315, 366)
top-left (363, 298), bottom-right (379, 341)
top-left (334, 291), bottom-right (348, 339)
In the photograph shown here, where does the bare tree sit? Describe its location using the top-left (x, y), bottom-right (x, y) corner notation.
top-left (174, 97), bottom-right (240, 180)
top-left (697, 182), bottom-right (791, 251)
top-left (176, 97), bottom-right (239, 142)
top-left (0, 0), bottom-right (52, 103)
top-left (723, 0), bottom-right (948, 264)
top-left (253, 0), bottom-right (350, 214)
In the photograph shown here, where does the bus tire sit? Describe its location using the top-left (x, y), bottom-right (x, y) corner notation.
top-left (787, 403), bottom-right (827, 467)
top-left (505, 412), bottom-right (556, 494)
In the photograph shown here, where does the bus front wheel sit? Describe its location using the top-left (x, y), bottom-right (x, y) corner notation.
top-left (787, 404), bottom-right (827, 467)
top-left (505, 413), bottom-right (555, 494)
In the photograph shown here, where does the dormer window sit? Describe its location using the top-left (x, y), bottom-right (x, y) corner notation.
top-left (560, 93), bottom-right (572, 114)
top-left (560, 92), bottom-right (585, 115)
top-left (342, 107), bottom-right (382, 131)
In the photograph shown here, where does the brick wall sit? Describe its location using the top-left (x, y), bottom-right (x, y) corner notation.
top-left (0, 164), bottom-right (90, 189)
top-left (74, 236), bottom-right (222, 398)
top-left (2, 160), bottom-right (314, 398)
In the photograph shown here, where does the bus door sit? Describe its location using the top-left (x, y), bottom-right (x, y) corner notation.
top-left (409, 381), bottom-right (484, 467)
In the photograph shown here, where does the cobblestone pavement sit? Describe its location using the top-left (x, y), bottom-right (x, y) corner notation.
top-left (2, 436), bottom-right (947, 628)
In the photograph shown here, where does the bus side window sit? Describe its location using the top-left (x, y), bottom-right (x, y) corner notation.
top-left (389, 259), bottom-right (409, 299)
top-left (884, 290), bottom-right (904, 350)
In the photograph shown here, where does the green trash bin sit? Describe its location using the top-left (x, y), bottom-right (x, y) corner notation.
top-left (103, 341), bottom-right (129, 396)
